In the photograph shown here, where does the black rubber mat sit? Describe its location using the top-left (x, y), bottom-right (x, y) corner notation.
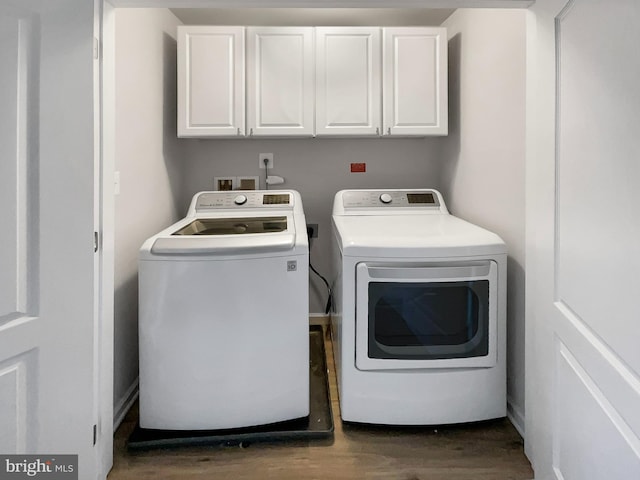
top-left (127, 326), bottom-right (333, 450)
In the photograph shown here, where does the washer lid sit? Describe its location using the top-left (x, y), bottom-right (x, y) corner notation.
top-left (145, 213), bottom-right (297, 256)
top-left (333, 214), bottom-right (506, 257)
top-left (150, 233), bottom-right (296, 256)
top-left (172, 216), bottom-right (287, 236)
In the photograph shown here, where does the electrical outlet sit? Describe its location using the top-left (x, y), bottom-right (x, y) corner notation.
top-left (307, 223), bottom-right (318, 238)
top-left (214, 176), bottom-right (235, 191)
top-left (259, 153), bottom-right (274, 169)
top-left (236, 176), bottom-right (259, 190)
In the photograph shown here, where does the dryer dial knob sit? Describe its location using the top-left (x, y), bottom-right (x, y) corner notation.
top-left (234, 194), bottom-right (248, 205)
top-left (379, 193), bottom-right (393, 204)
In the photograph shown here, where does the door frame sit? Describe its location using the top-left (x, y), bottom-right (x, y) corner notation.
top-left (97, 0), bottom-right (116, 477)
top-left (523, 0), bottom-right (557, 469)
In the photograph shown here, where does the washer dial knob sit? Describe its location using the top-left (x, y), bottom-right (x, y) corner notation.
top-left (234, 194), bottom-right (248, 205)
top-left (379, 193), bottom-right (393, 204)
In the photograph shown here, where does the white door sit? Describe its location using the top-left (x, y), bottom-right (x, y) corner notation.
top-left (382, 27), bottom-right (448, 136)
top-left (247, 27), bottom-right (314, 137)
top-left (315, 27), bottom-right (381, 136)
top-left (526, 0), bottom-right (640, 478)
top-left (177, 26), bottom-right (245, 137)
top-left (0, 1), bottom-right (108, 478)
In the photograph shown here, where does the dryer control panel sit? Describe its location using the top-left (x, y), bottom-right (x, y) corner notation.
top-left (342, 190), bottom-right (440, 208)
top-left (333, 189), bottom-right (449, 215)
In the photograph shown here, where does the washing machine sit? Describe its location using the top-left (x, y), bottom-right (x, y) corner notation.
top-left (331, 189), bottom-right (507, 425)
top-left (139, 190), bottom-right (309, 430)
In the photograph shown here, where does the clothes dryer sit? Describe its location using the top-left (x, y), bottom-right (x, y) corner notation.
top-left (139, 190), bottom-right (308, 430)
top-left (331, 189), bottom-right (506, 425)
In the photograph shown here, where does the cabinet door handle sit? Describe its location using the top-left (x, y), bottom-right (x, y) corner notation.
top-left (376, 127), bottom-right (380, 136)
top-left (387, 127), bottom-right (391, 135)
top-left (250, 128), bottom-right (254, 136)
top-left (237, 128), bottom-right (241, 136)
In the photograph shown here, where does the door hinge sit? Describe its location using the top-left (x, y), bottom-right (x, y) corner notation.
top-left (94, 231), bottom-right (99, 253)
top-left (93, 37), bottom-right (100, 60)
top-left (93, 424), bottom-right (97, 445)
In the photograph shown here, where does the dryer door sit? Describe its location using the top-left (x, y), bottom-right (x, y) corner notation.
top-left (355, 261), bottom-right (498, 371)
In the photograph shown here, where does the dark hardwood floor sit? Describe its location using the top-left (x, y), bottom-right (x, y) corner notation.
top-left (109, 328), bottom-right (533, 480)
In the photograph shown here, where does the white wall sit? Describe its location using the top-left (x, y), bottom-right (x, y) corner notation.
top-left (182, 138), bottom-right (442, 313)
top-left (440, 9), bottom-right (527, 433)
top-left (113, 8), bottom-right (185, 420)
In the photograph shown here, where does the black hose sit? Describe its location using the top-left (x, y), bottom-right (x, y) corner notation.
top-left (307, 226), bottom-right (332, 314)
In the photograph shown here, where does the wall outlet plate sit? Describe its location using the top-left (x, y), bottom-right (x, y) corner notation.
top-left (213, 176), bottom-right (235, 191)
top-left (236, 176), bottom-right (259, 190)
top-left (259, 153), bottom-right (274, 169)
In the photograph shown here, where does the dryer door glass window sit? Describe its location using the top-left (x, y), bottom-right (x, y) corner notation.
top-left (368, 281), bottom-right (489, 360)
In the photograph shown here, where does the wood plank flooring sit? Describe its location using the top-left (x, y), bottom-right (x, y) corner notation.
top-left (109, 328), bottom-right (533, 480)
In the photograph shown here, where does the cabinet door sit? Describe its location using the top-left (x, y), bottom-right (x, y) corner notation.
top-left (383, 27), bottom-right (448, 136)
top-left (177, 26), bottom-right (245, 137)
top-left (315, 27), bottom-right (381, 136)
top-left (247, 27), bottom-right (314, 137)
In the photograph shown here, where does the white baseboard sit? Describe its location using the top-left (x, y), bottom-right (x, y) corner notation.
top-left (507, 395), bottom-right (525, 438)
top-left (113, 378), bottom-right (139, 431)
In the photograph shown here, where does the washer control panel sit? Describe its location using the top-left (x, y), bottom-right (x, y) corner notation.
top-left (195, 192), bottom-right (293, 211)
top-left (342, 190), bottom-right (441, 209)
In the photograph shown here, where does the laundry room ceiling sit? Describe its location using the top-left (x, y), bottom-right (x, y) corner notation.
top-left (170, 8), bottom-right (455, 26)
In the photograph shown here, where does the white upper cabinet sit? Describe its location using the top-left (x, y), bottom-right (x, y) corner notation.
top-left (246, 27), bottom-right (314, 137)
top-left (177, 26), bottom-right (245, 137)
top-left (176, 26), bottom-right (448, 138)
top-left (315, 27), bottom-right (381, 136)
top-left (383, 27), bottom-right (448, 136)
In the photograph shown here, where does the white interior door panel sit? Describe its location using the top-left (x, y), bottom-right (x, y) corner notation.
top-left (0, 1), bottom-right (106, 477)
top-left (526, 0), bottom-right (640, 478)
